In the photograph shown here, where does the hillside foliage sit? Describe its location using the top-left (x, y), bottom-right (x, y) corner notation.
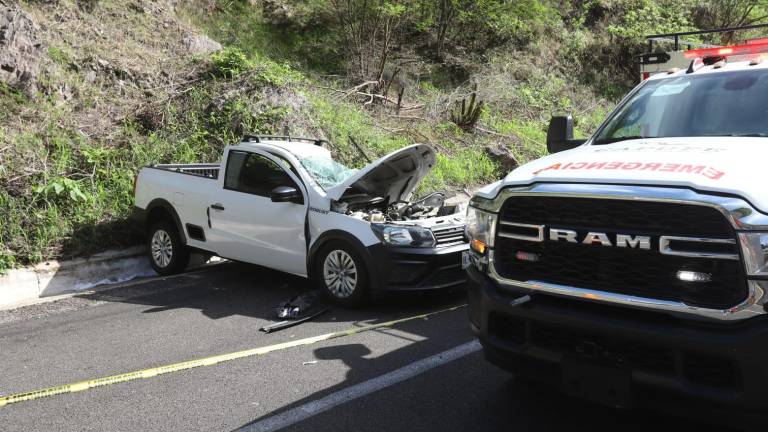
top-left (1, 0), bottom-right (767, 271)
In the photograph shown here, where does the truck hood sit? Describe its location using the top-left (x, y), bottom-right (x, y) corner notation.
top-left (478, 137), bottom-right (768, 213)
top-left (325, 144), bottom-right (436, 203)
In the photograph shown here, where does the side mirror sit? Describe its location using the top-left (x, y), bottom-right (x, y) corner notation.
top-left (270, 186), bottom-right (303, 204)
top-left (546, 115), bottom-right (586, 154)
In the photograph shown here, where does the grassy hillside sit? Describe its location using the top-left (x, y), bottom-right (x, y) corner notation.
top-left (1, 0), bottom-right (764, 271)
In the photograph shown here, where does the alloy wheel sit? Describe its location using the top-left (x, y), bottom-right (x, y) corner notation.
top-left (151, 229), bottom-right (173, 268)
top-left (323, 250), bottom-right (358, 298)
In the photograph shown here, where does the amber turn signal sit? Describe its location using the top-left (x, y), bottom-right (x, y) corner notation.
top-left (470, 239), bottom-right (487, 254)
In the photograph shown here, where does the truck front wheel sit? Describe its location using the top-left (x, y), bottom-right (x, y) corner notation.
top-left (148, 220), bottom-right (190, 276)
top-left (315, 241), bottom-right (370, 307)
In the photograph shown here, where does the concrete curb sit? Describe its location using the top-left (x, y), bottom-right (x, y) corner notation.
top-left (0, 246), bottom-right (155, 309)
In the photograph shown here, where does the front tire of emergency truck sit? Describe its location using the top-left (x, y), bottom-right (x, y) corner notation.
top-left (314, 241), bottom-right (370, 307)
top-left (147, 220), bottom-right (190, 276)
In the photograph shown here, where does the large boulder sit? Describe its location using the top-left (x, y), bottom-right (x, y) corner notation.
top-left (182, 34), bottom-right (222, 55)
top-left (0, 7), bottom-right (43, 91)
top-left (485, 144), bottom-right (519, 173)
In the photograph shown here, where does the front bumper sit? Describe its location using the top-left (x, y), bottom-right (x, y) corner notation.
top-left (367, 243), bottom-right (468, 291)
top-left (467, 266), bottom-right (768, 420)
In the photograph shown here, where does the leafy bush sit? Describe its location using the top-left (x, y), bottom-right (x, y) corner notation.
top-left (606, 0), bottom-right (696, 42)
top-left (210, 47), bottom-right (255, 78)
top-left (34, 177), bottom-right (89, 203)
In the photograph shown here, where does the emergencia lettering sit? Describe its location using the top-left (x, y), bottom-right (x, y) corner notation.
top-left (533, 161), bottom-right (725, 180)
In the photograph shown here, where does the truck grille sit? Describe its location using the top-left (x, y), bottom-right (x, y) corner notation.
top-left (432, 226), bottom-right (466, 246)
top-left (494, 196), bottom-right (748, 309)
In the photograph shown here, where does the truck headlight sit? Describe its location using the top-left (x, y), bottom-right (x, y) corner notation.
top-left (466, 206), bottom-right (497, 254)
top-left (739, 233), bottom-right (768, 275)
top-left (371, 224), bottom-right (436, 247)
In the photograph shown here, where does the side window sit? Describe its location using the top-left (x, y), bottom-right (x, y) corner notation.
top-left (224, 151), bottom-right (300, 197)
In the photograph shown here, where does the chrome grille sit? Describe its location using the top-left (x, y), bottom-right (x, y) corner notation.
top-left (432, 226), bottom-right (466, 246)
top-left (494, 196), bottom-right (748, 309)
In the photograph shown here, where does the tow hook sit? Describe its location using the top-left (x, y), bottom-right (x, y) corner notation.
top-left (509, 295), bottom-right (532, 307)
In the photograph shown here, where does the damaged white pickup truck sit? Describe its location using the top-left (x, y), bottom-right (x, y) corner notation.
top-left (133, 135), bottom-right (468, 305)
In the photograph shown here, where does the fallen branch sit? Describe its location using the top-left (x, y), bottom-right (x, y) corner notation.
top-left (476, 126), bottom-right (542, 148)
top-left (342, 80), bottom-right (378, 98)
top-left (475, 126), bottom-right (517, 140)
top-left (399, 103), bottom-right (424, 111)
top-left (363, 122), bottom-right (405, 135)
top-left (348, 135), bottom-right (372, 163)
top-left (353, 91), bottom-right (399, 105)
top-left (385, 114), bottom-right (427, 121)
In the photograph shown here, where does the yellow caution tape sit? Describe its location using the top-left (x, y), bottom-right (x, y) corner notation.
top-left (0, 304), bottom-right (466, 408)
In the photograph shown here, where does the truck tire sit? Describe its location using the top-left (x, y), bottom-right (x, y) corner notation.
top-left (314, 241), bottom-right (370, 307)
top-left (147, 220), bottom-right (190, 276)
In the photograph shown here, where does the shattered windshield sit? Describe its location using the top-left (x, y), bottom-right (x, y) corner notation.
top-left (295, 152), bottom-right (358, 189)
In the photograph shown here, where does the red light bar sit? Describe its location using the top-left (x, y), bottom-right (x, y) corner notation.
top-left (684, 42), bottom-right (768, 59)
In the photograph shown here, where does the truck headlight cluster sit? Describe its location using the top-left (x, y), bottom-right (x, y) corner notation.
top-left (739, 233), bottom-right (768, 276)
top-left (371, 224), bottom-right (436, 247)
top-left (466, 205), bottom-right (497, 255)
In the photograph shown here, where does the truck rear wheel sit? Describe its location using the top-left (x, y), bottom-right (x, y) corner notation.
top-left (148, 220), bottom-right (190, 276)
top-left (315, 241), bottom-right (370, 307)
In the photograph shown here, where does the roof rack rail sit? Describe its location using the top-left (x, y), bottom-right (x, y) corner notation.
top-left (646, 23), bottom-right (768, 52)
top-left (241, 135), bottom-right (328, 146)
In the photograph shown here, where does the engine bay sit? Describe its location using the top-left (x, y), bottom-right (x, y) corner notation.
top-left (332, 192), bottom-right (463, 223)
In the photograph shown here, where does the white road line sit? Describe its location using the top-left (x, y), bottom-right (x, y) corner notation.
top-left (239, 340), bottom-right (482, 432)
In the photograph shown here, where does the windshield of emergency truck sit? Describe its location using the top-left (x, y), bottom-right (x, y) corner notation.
top-left (593, 69), bottom-right (768, 144)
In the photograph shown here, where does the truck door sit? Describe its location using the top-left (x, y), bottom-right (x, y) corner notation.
top-left (208, 149), bottom-right (308, 277)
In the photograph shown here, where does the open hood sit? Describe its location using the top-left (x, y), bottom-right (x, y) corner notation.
top-left (476, 137), bottom-right (768, 213)
top-left (325, 144), bottom-right (436, 203)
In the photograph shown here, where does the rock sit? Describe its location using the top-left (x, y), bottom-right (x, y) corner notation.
top-left (0, 7), bottom-right (43, 91)
top-left (182, 34), bottom-right (222, 55)
top-left (485, 145), bottom-right (519, 173)
top-left (262, 0), bottom-right (297, 26)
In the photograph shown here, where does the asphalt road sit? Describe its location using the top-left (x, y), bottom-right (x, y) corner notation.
top-left (0, 262), bottom-right (729, 431)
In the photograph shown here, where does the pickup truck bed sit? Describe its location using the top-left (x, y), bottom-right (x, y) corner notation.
top-left (151, 163), bottom-right (220, 179)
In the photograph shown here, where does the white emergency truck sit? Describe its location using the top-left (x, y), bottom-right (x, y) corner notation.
top-left (465, 37), bottom-right (768, 421)
top-left (133, 136), bottom-right (467, 305)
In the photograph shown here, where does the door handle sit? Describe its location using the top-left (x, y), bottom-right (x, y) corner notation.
top-left (210, 203), bottom-right (225, 211)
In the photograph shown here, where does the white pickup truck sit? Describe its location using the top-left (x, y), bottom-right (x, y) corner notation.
top-left (133, 136), bottom-right (467, 305)
top-left (466, 41), bottom-right (768, 420)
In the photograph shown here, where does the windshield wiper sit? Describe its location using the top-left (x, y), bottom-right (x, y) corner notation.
top-left (592, 136), bottom-right (650, 145)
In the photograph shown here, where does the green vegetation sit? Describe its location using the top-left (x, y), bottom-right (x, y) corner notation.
top-left (3, 0), bottom-right (768, 272)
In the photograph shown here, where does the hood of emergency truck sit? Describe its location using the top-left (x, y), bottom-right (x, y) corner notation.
top-left (477, 137), bottom-right (768, 213)
top-left (325, 144), bottom-right (436, 203)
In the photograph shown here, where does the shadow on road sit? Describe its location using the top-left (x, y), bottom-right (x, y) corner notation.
top-left (64, 260), bottom-right (733, 432)
top-left (76, 260), bottom-right (465, 323)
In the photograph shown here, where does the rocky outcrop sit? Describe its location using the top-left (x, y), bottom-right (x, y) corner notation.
top-left (0, 7), bottom-right (43, 91)
top-left (485, 145), bottom-right (519, 173)
top-left (182, 34), bottom-right (222, 55)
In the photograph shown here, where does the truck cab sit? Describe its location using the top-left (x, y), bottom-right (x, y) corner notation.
top-left (466, 39), bottom-right (768, 420)
top-left (134, 136), bottom-right (468, 305)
